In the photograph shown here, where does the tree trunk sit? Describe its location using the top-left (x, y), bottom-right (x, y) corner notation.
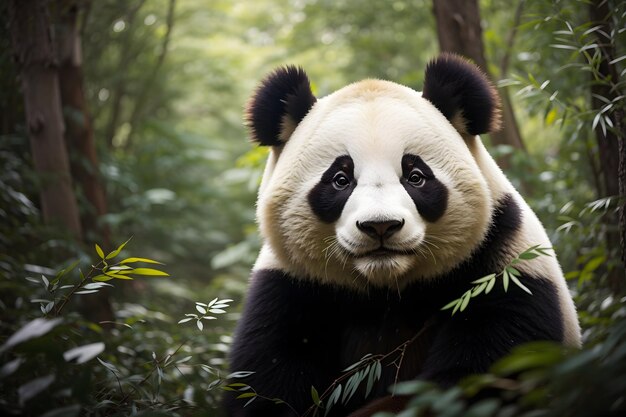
top-left (8, 0), bottom-right (82, 239)
top-left (54, 0), bottom-right (115, 324)
top-left (104, 0), bottom-right (146, 148)
top-left (56, 0), bottom-right (110, 248)
top-left (589, 0), bottom-right (625, 292)
top-left (432, 0), bottom-right (525, 169)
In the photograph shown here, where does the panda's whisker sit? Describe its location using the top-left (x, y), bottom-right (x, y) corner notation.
top-left (422, 242), bottom-right (437, 264)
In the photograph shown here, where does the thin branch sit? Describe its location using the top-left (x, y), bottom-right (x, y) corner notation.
top-left (301, 322), bottom-right (433, 417)
top-left (125, 0), bottom-right (176, 146)
top-left (500, 0), bottom-right (525, 77)
top-left (104, 0), bottom-right (147, 148)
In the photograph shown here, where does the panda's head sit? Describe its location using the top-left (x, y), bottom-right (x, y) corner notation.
top-left (247, 53), bottom-right (502, 289)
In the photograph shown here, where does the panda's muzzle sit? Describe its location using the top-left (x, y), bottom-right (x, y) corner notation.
top-left (356, 219), bottom-right (405, 240)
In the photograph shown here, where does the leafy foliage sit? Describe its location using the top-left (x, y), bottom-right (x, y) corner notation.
top-left (0, 241), bottom-right (233, 416)
top-left (441, 246), bottom-right (551, 315)
top-left (1, 0), bottom-right (625, 416)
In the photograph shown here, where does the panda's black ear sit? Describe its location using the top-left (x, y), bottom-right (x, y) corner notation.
top-left (422, 53), bottom-right (501, 136)
top-left (245, 66), bottom-right (317, 146)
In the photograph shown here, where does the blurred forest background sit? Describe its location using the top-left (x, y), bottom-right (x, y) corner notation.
top-left (1, 0), bottom-right (625, 416)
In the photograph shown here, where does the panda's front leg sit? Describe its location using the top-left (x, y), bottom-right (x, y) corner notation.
top-left (419, 275), bottom-right (564, 385)
top-left (223, 269), bottom-right (340, 417)
top-left (347, 275), bottom-right (565, 417)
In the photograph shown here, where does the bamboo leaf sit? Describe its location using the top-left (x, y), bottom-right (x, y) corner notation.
top-left (311, 386), bottom-right (321, 406)
top-left (92, 275), bottom-right (114, 282)
top-left (503, 269), bottom-right (510, 292)
top-left (459, 291), bottom-right (471, 312)
top-left (119, 257), bottom-right (164, 265)
top-left (130, 268), bottom-right (169, 276)
top-left (510, 275), bottom-right (533, 295)
top-left (441, 299), bottom-right (460, 311)
top-left (471, 282), bottom-right (487, 297)
top-left (106, 238), bottom-right (131, 260)
top-left (518, 252), bottom-right (540, 260)
top-left (485, 276), bottom-right (496, 294)
top-left (95, 244), bottom-right (105, 260)
top-left (325, 384), bottom-right (342, 417)
top-left (471, 273), bottom-right (496, 284)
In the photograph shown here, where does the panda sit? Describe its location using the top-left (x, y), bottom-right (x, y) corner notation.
top-left (223, 53), bottom-right (581, 417)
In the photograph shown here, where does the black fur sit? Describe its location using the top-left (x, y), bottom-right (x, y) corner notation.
top-left (308, 155), bottom-right (356, 223)
top-left (224, 195), bottom-right (565, 416)
top-left (422, 53), bottom-right (501, 135)
top-left (246, 66), bottom-right (317, 146)
top-left (400, 154), bottom-right (448, 222)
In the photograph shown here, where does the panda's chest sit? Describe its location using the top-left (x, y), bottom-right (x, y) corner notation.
top-left (336, 296), bottom-right (436, 384)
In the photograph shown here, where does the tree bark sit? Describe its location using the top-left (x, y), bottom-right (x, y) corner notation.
top-left (54, 0), bottom-right (115, 324)
top-left (8, 0), bottom-right (82, 239)
top-left (56, 0), bottom-right (110, 248)
top-left (432, 0), bottom-right (525, 169)
top-left (589, 0), bottom-right (625, 292)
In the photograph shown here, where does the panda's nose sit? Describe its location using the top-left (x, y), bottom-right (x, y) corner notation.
top-left (356, 219), bottom-right (404, 240)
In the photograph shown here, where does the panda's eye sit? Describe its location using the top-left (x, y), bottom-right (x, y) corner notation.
top-left (332, 172), bottom-right (351, 190)
top-left (407, 169), bottom-right (425, 187)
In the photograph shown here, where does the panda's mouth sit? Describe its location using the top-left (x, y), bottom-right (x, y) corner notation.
top-left (357, 246), bottom-right (413, 258)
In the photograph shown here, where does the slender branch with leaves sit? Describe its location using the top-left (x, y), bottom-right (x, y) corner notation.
top-left (29, 238), bottom-right (170, 318)
top-left (441, 245), bottom-right (552, 315)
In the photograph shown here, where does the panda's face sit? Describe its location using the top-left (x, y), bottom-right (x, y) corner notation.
top-left (257, 80), bottom-right (492, 289)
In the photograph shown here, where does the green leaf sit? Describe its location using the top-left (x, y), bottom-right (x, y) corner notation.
top-left (311, 385), bottom-right (321, 406)
top-left (471, 281), bottom-right (488, 297)
top-left (518, 252), bottom-right (540, 260)
top-left (365, 363), bottom-right (377, 399)
top-left (63, 342), bottom-right (105, 364)
top-left (506, 266), bottom-right (521, 277)
top-left (52, 260), bottom-right (80, 284)
top-left (503, 269), bottom-right (510, 292)
top-left (119, 257), bottom-right (164, 265)
top-left (106, 238), bottom-right (130, 260)
top-left (441, 299), bottom-right (460, 311)
top-left (92, 275), bottom-right (114, 282)
top-left (452, 298), bottom-right (462, 315)
top-left (325, 384), bottom-right (342, 417)
top-left (131, 268), bottom-right (169, 276)
top-left (471, 273), bottom-right (496, 284)
top-left (97, 357), bottom-right (119, 374)
top-left (18, 374), bottom-right (55, 405)
top-left (227, 371), bottom-right (255, 379)
top-left (236, 392), bottom-right (256, 399)
top-left (510, 275), bottom-right (533, 295)
top-left (95, 244), bottom-right (105, 260)
top-left (103, 271), bottom-right (133, 280)
top-left (459, 291), bottom-right (471, 312)
top-left (0, 318), bottom-right (63, 354)
top-left (485, 276), bottom-right (496, 294)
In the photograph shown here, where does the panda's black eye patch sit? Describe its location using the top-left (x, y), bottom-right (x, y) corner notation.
top-left (309, 156), bottom-right (356, 223)
top-left (401, 154), bottom-right (448, 222)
